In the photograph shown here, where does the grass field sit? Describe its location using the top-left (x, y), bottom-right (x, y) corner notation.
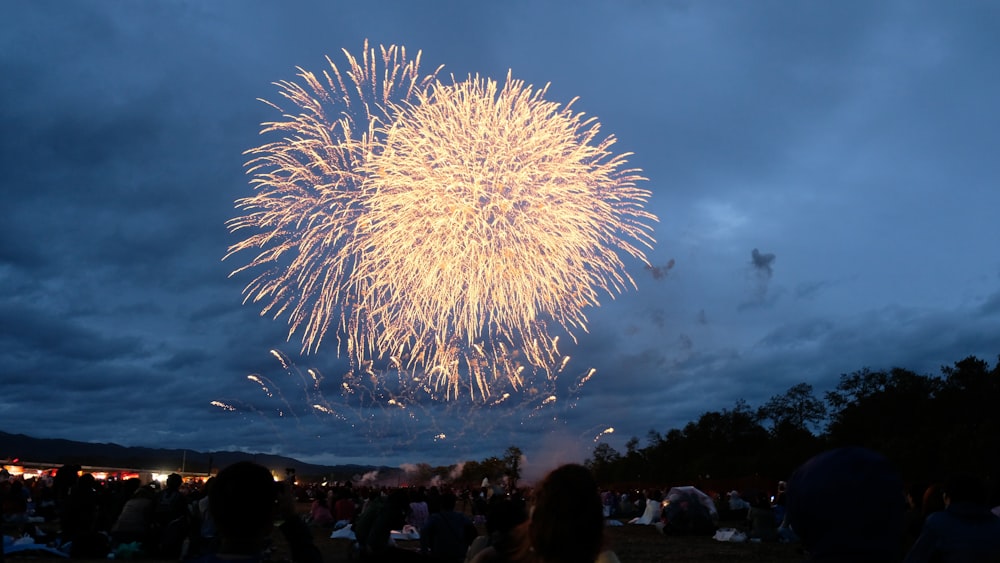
top-left (1, 509), bottom-right (806, 563)
top-left (315, 519), bottom-right (805, 563)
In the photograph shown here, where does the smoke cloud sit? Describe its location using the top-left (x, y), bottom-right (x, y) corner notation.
top-left (751, 248), bottom-right (775, 277)
top-left (743, 248), bottom-right (777, 308)
top-left (646, 258), bottom-right (676, 280)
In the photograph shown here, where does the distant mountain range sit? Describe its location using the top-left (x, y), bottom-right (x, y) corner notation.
top-left (0, 431), bottom-right (395, 480)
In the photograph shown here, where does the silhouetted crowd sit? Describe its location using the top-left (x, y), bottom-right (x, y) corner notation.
top-left (3, 449), bottom-right (1000, 562)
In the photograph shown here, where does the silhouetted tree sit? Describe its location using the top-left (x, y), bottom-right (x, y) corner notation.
top-left (825, 366), bottom-right (943, 480)
top-left (935, 356), bottom-right (1000, 479)
top-left (586, 442), bottom-right (621, 484)
top-left (582, 354), bottom-right (998, 488)
top-left (679, 400), bottom-right (769, 479)
top-left (757, 382), bottom-right (827, 433)
top-left (502, 446), bottom-right (523, 491)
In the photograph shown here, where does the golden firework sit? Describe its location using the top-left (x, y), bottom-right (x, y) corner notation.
top-left (225, 41), bottom-right (439, 355)
top-left (227, 44), bottom-right (656, 401)
top-left (356, 72), bottom-right (655, 397)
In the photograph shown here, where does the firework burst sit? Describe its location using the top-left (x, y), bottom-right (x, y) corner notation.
top-left (358, 72), bottom-right (655, 397)
top-left (225, 41), bottom-right (439, 355)
top-left (227, 42), bottom-right (656, 401)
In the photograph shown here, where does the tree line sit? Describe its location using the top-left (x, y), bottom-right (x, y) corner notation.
top-left (583, 354), bottom-right (1000, 489)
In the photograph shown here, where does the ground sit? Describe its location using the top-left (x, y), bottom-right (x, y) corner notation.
top-left (313, 519), bottom-right (805, 563)
top-left (2, 507), bottom-right (805, 562)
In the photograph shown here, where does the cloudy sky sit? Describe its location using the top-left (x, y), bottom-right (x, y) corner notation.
top-left (3, 1), bottom-right (998, 472)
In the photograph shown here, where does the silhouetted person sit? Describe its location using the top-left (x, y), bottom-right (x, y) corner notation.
top-left (62, 473), bottom-right (109, 558)
top-left (309, 495), bottom-right (334, 527)
top-left (746, 491), bottom-right (779, 542)
top-left (922, 482), bottom-right (948, 519)
top-left (466, 497), bottom-right (528, 562)
top-left (420, 492), bottom-right (477, 563)
top-left (904, 472), bottom-right (1000, 563)
top-left (332, 487), bottom-right (356, 528)
top-left (476, 463), bottom-right (618, 563)
top-left (189, 461), bottom-right (321, 563)
top-left (152, 472), bottom-right (190, 558)
top-left (109, 484), bottom-right (156, 549)
top-left (902, 482), bottom-right (928, 552)
top-left (786, 447), bottom-right (904, 562)
top-left (355, 488), bottom-right (420, 562)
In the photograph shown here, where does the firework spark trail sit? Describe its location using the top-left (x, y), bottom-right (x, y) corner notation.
top-left (211, 399), bottom-right (286, 443)
top-left (215, 349), bottom-right (596, 456)
top-left (275, 353), bottom-right (401, 438)
top-left (307, 368), bottom-right (323, 390)
top-left (211, 401), bottom-right (236, 411)
top-left (569, 367), bottom-right (598, 393)
top-left (247, 374), bottom-right (272, 397)
top-left (226, 41), bottom-right (440, 360)
top-left (593, 427), bottom-right (615, 442)
top-left (227, 41), bottom-right (656, 402)
top-left (248, 370), bottom-right (302, 424)
top-left (271, 349), bottom-right (325, 412)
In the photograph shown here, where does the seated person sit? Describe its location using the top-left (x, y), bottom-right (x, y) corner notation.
top-left (420, 492), bottom-right (477, 563)
top-left (746, 492), bottom-right (778, 542)
top-left (189, 461), bottom-right (321, 563)
top-left (465, 497), bottom-right (527, 562)
top-left (474, 464), bottom-right (619, 563)
top-left (786, 447), bottom-right (904, 562)
top-left (309, 496), bottom-right (334, 527)
top-left (904, 472), bottom-right (1000, 563)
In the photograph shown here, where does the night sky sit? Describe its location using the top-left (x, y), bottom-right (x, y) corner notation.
top-left (3, 1), bottom-right (999, 474)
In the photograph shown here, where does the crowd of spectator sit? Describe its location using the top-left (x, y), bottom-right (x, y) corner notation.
top-left (3, 451), bottom-right (1000, 562)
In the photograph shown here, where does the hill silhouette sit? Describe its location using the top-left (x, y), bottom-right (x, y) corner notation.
top-left (0, 430), bottom-right (393, 481)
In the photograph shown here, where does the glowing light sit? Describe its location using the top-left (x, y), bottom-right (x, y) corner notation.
top-left (248, 375), bottom-right (272, 397)
top-left (307, 369), bottom-right (322, 389)
top-left (359, 73), bottom-right (654, 399)
top-left (214, 350), bottom-right (598, 456)
top-left (593, 427), bottom-right (615, 442)
top-left (227, 41), bottom-right (438, 358)
top-left (227, 41), bottom-right (656, 402)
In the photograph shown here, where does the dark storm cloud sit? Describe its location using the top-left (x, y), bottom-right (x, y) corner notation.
top-left (980, 291), bottom-right (1000, 316)
top-left (678, 333), bottom-right (693, 351)
top-left (795, 280), bottom-right (832, 300)
top-left (584, 295), bottom-right (1000, 447)
top-left (649, 308), bottom-right (667, 329)
top-left (603, 3), bottom-right (889, 192)
top-left (3, 1), bottom-right (998, 466)
top-left (0, 302), bottom-right (145, 363)
top-left (757, 319), bottom-right (834, 350)
top-left (155, 348), bottom-right (212, 371)
top-left (0, 231), bottom-right (45, 269)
